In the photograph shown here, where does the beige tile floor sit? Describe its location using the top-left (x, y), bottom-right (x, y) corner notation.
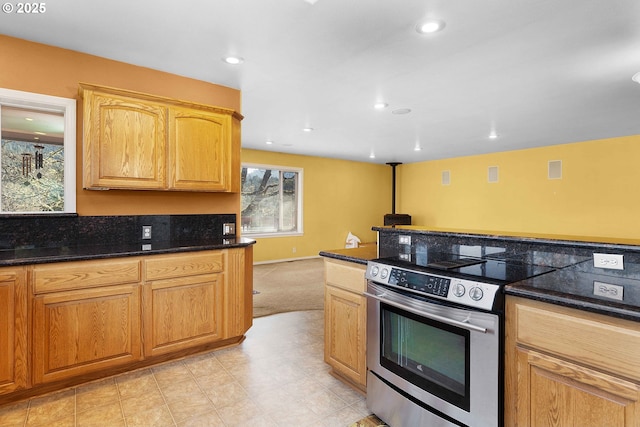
top-left (0, 310), bottom-right (372, 427)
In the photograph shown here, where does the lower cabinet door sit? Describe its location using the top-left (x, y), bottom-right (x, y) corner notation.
top-left (0, 268), bottom-right (27, 394)
top-left (324, 284), bottom-right (366, 388)
top-left (32, 284), bottom-right (142, 385)
top-left (517, 348), bottom-right (640, 427)
top-left (143, 273), bottom-right (223, 357)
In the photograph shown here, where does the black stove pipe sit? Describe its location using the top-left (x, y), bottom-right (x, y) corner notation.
top-left (384, 163), bottom-right (411, 226)
top-left (386, 162), bottom-right (401, 214)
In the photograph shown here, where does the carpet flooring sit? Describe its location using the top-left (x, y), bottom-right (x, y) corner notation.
top-left (252, 257), bottom-right (325, 318)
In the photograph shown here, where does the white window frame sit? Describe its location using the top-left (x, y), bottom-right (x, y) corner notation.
top-left (241, 163), bottom-right (303, 238)
top-left (0, 88), bottom-right (76, 214)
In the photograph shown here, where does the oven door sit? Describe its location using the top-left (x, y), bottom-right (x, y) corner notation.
top-left (365, 281), bottom-right (502, 427)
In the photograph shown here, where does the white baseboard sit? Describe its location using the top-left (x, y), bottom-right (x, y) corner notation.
top-left (253, 255), bottom-right (322, 265)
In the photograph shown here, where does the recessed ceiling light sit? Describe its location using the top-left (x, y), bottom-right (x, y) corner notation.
top-left (392, 108), bottom-right (411, 115)
top-left (489, 131), bottom-right (498, 139)
top-left (414, 144), bottom-right (422, 151)
top-left (222, 56), bottom-right (244, 65)
top-left (25, 117), bottom-right (33, 121)
top-left (369, 151), bottom-right (376, 159)
top-left (632, 72), bottom-right (640, 84)
top-left (302, 127), bottom-right (314, 132)
top-left (34, 131), bottom-right (47, 135)
top-left (416, 19), bottom-right (446, 34)
top-left (265, 140), bottom-right (274, 145)
top-left (374, 102), bottom-right (388, 110)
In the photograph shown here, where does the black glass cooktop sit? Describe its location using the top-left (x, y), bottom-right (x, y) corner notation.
top-left (376, 252), bottom-right (556, 285)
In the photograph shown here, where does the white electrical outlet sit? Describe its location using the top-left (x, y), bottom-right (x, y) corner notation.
top-left (593, 253), bottom-right (624, 270)
top-left (593, 281), bottom-right (624, 301)
top-left (399, 235), bottom-right (411, 245)
top-left (142, 225), bottom-right (152, 240)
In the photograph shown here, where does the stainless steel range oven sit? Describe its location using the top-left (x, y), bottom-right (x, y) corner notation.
top-left (365, 252), bottom-right (555, 427)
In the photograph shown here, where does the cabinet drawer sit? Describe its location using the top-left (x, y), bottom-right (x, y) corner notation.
top-left (514, 299), bottom-right (640, 381)
top-left (145, 251), bottom-right (224, 280)
top-left (33, 258), bottom-right (141, 294)
top-left (325, 259), bottom-right (366, 293)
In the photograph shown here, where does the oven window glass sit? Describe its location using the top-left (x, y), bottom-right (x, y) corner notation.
top-left (380, 303), bottom-right (470, 410)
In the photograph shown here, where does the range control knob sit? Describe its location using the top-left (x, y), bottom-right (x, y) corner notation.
top-left (452, 283), bottom-right (466, 298)
top-left (370, 265), bottom-right (379, 277)
top-left (381, 268), bottom-right (389, 279)
top-left (469, 286), bottom-right (484, 301)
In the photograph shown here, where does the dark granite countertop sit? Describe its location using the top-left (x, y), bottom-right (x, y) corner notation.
top-left (319, 244), bottom-right (378, 265)
top-left (0, 237), bottom-right (256, 266)
top-left (372, 225), bottom-right (640, 251)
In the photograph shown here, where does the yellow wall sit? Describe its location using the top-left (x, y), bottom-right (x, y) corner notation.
top-left (241, 149), bottom-right (390, 262)
top-left (0, 35), bottom-right (241, 217)
top-left (398, 135), bottom-right (640, 243)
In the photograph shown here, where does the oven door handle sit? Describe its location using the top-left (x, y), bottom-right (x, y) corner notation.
top-left (364, 292), bottom-right (488, 334)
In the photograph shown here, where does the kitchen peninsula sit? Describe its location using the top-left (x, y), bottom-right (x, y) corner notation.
top-left (0, 214), bottom-right (254, 405)
top-left (321, 226), bottom-right (640, 427)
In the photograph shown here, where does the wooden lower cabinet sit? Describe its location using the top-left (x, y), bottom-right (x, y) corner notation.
top-left (32, 284), bottom-right (142, 385)
top-left (0, 267), bottom-right (28, 394)
top-left (505, 296), bottom-right (640, 427)
top-left (0, 247), bottom-right (253, 401)
top-left (517, 348), bottom-right (640, 426)
top-left (323, 258), bottom-right (367, 390)
top-left (143, 273), bottom-right (223, 357)
top-left (224, 247), bottom-right (253, 338)
top-left (143, 250), bottom-right (225, 356)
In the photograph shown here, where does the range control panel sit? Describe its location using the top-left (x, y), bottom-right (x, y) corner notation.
top-left (365, 261), bottom-right (500, 311)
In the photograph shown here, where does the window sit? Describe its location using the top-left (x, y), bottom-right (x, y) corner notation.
top-left (0, 88), bottom-right (76, 214)
top-left (241, 164), bottom-right (303, 236)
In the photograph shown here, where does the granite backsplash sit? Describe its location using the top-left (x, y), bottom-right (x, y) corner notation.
top-left (0, 214), bottom-right (236, 250)
top-left (375, 226), bottom-right (640, 266)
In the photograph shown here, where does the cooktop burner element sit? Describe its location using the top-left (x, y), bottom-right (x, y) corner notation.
top-left (425, 258), bottom-right (486, 270)
top-left (380, 251), bottom-right (556, 285)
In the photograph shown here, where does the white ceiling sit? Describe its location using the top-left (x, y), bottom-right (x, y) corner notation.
top-left (2, 0), bottom-right (640, 164)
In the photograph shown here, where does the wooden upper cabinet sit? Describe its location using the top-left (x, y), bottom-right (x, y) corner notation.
top-left (82, 87), bottom-right (167, 190)
top-left (80, 84), bottom-right (241, 192)
top-left (168, 107), bottom-right (232, 191)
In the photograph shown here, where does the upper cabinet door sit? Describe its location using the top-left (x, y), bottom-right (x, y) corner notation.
top-left (82, 87), bottom-right (167, 190)
top-left (168, 107), bottom-right (232, 192)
